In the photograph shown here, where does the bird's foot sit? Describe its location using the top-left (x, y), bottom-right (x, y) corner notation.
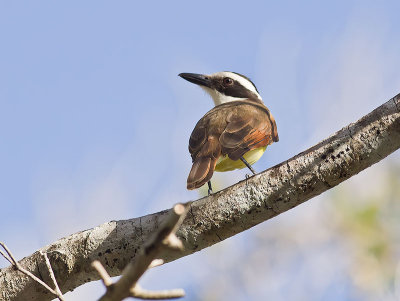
top-left (240, 157), bottom-right (256, 175)
top-left (207, 181), bottom-right (213, 196)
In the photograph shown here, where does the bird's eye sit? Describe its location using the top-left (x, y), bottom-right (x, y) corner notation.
top-left (223, 77), bottom-right (233, 86)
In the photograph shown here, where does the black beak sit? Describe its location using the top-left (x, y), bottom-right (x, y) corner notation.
top-left (179, 73), bottom-right (212, 88)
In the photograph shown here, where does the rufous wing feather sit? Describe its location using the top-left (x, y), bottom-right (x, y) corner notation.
top-left (220, 110), bottom-right (274, 161)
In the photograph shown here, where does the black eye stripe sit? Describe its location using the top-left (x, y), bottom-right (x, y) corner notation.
top-left (213, 79), bottom-right (256, 99)
top-left (224, 81), bottom-right (251, 97)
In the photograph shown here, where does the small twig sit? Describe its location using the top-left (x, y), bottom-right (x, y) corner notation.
top-left (40, 251), bottom-right (65, 300)
top-left (94, 203), bottom-right (188, 301)
top-left (163, 234), bottom-right (183, 250)
top-left (92, 260), bottom-right (113, 287)
top-left (0, 242), bottom-right (16, 265)
top-left (131, 284), bottom-right (185, 300)
top-left (149, 259), bottom-right (164, 269)
top-left (0, 242), bottom-right (65, 301)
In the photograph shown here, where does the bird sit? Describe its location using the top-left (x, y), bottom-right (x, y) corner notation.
top-left (179, 71), bottom-right (278, 195)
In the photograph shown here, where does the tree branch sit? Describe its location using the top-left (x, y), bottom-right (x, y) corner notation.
top-left (94, 203), bottom-right (187, 301)
top-left (0, 243), bottom-right (65, 301)
top-left (1, 93), bottom-right (399, 301)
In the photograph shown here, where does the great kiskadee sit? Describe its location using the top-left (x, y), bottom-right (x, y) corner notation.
top-left (179, 71), bottom-right (278, 194)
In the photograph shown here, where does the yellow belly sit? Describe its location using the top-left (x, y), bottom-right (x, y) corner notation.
top-left (215, 146), bottom-right (267, 172)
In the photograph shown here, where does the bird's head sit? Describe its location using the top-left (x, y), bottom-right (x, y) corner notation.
top-left (179, 71), bottom-right (262, 106)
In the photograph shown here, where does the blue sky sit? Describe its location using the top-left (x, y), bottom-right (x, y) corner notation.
top-left (1, 1), bottom-right (400, 300)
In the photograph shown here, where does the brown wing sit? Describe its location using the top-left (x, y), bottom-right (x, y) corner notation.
top-left (188, 124), bottom-right (207, 160)
top-left (219, 105), bottom-right (278, 161)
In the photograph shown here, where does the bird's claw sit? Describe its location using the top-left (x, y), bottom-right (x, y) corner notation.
top-left (207, 181), bottom-right (213, 196)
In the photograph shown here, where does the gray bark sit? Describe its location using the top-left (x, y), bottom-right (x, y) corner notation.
top-left (1, 93), bottom-right (400, 301)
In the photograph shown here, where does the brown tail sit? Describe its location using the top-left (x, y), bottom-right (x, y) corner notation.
top-left (187, 137), bottom-right (221, 190)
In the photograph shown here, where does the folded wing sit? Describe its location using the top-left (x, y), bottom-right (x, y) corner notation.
top-left (220, 109), bottom-right (277, 161)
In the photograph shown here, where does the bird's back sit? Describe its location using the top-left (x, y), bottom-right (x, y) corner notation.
top-left (187, 100), bottom-right (278, 190)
